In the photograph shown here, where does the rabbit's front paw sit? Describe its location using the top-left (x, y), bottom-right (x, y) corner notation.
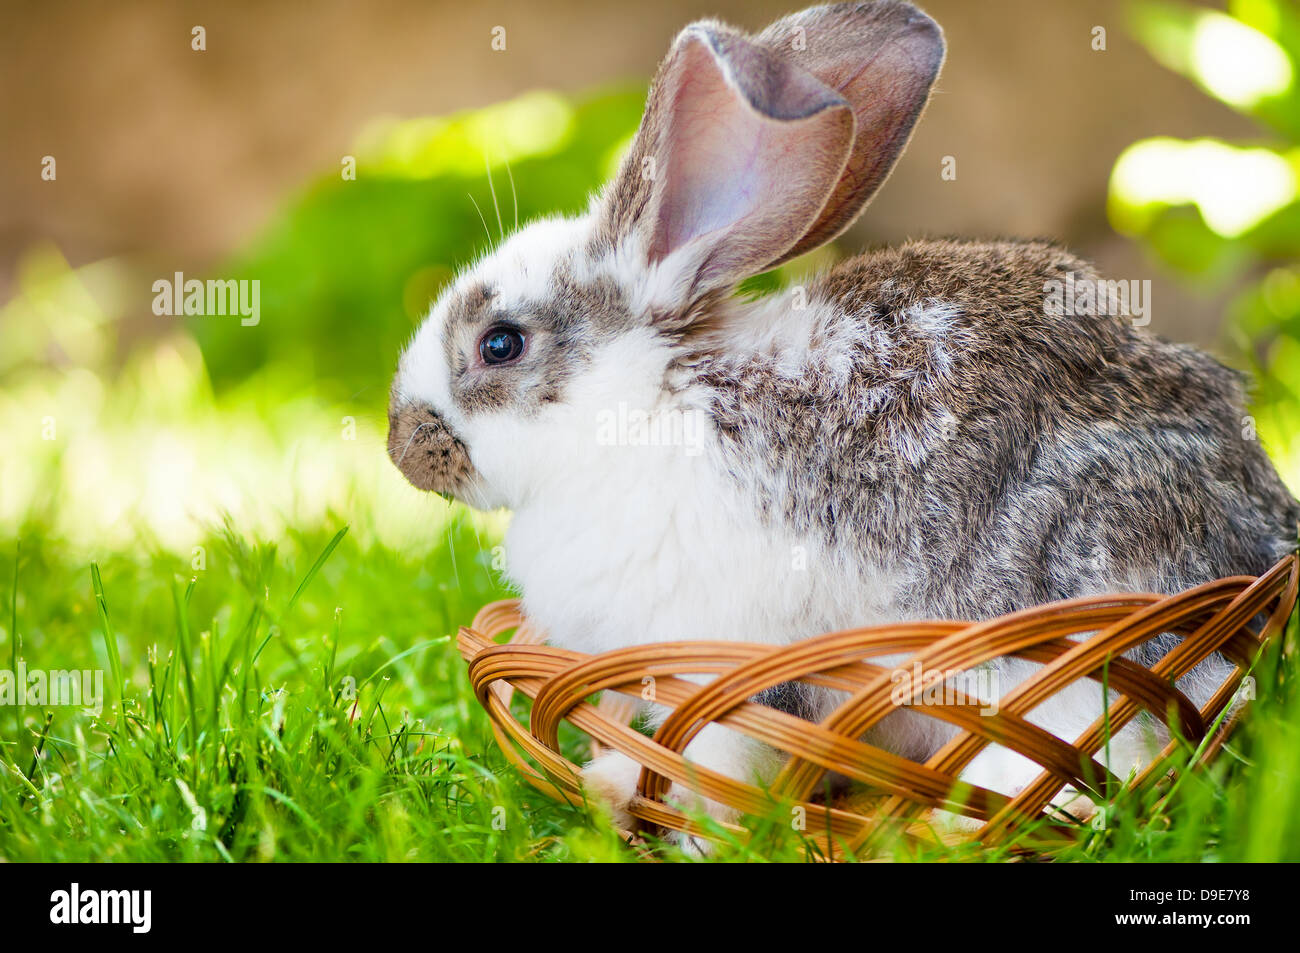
top-left (1051, 787), bottom-right (1099, 824)
top-left (659, 783), bottom-right (740, 856)
top-left (584, 753), bottom-right (736, 855)
top-left (582, 751), bottom-right (643, 830)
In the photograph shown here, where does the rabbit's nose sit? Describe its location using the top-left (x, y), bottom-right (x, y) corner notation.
top-left (386, 399), bottom-right (476, 498)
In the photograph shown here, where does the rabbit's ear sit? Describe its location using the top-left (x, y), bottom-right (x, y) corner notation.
top-left (602, 21), bottom-right (856, 298)
top-left (757, 2), bottom-right (945, 265)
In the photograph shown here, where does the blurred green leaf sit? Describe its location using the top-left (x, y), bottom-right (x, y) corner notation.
top-left (1117, 0), bottom-right (1300, 490)
top-left (1130, 0), bottom-right (1300, 136)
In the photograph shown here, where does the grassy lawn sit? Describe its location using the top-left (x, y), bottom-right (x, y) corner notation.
top-left (0, 514), bottom-right (636, 862)
top-left (2, 507), bottom-right (1297, 862)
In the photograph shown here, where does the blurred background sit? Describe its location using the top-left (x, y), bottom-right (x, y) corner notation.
top-left (2, 0), bottom-right (1299, 552)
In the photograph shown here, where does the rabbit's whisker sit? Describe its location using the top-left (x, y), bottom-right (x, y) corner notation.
top-left (395, 421), bottom-right (435, 468)
top-left (505, 156), bottom-right (518, 233)
top-left (468, 193), bottom-right (493, 246)
top-left (485, 154), bottom-right (505, 241)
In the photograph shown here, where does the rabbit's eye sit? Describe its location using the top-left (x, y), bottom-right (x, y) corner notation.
top-left (479, 325), bottom-right (526, 365)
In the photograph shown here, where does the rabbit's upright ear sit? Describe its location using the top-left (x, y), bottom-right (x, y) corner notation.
top-left (757, 2), bottom-right (945, 264)
top-left (602, 21), bottom-right (856, 300)
top-left (600, 3), bottom-right (944, 302)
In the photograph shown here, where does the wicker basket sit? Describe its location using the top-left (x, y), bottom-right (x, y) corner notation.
top-left (457, 555), bottom-right (1298, 857)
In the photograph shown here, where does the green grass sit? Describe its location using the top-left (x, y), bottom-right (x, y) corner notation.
top-left (0, 518), bottom-right (625, 862)
top-left (2, 512), bottom-right (1297, 863)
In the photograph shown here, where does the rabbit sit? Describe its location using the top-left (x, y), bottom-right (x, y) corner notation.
top-left (387, 0), bottom-right (1300, 843)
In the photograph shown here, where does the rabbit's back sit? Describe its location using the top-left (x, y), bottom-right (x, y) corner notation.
top-left (695, 238), bottom-right (1300, 621)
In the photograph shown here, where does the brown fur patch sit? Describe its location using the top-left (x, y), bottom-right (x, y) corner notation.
top-left (387, 399), bottom-right (478, 495)
top-left (691, 237), bottom-right (1300, 623)
top-left (440, 270), bottom-right (632, 419)
top-left (442, 281), bottom-right (496, 341)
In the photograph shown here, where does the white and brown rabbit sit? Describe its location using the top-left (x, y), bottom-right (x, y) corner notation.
top-left (388, 1), bottom-right (1300, 837)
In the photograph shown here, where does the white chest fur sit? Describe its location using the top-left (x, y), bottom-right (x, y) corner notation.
top-left (502, 418), bottom-right (900, 656)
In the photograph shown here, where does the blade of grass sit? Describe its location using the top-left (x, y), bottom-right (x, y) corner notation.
top-left (325, 607), bottom-right (342, 695)
top-left (90, 562), bottom-right (125, 720)
top-left (9, 540), bottom-right (18, 681)
top-left (10, 540), bottom-right (21, 747)
top-left (172, 580), bottom-right (199, 752)
top-left (286, 526), bottom-right (348, 612)
top-left (357, 637), bottom-right (449, 690)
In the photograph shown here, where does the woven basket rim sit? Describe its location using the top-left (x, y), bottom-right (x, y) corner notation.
top-left (457, 554), bottom-right (1299, 857)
